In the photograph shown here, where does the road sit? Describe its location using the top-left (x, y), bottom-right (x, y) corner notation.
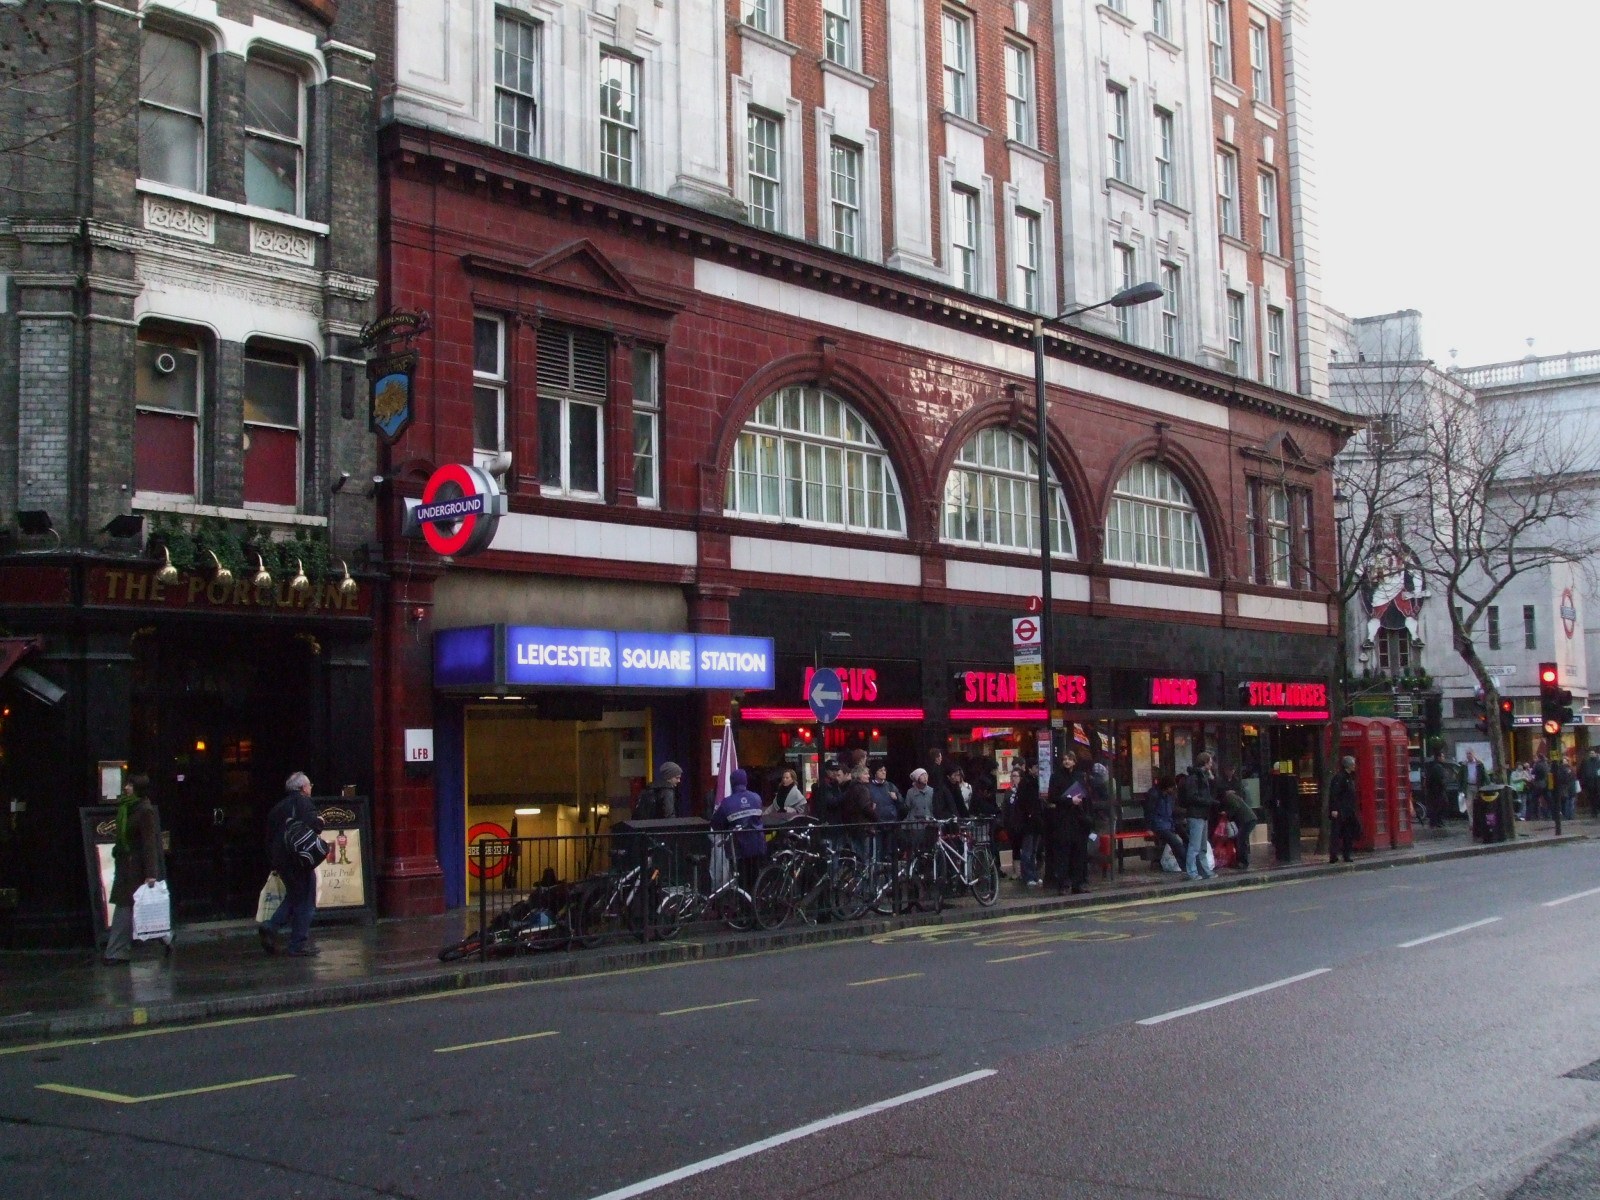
top-left (5, 843), bottom-right (1600, 1200)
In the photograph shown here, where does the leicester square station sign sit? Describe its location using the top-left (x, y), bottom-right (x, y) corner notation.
top-left (415, 463), bottom-right (508, 556)
top-left (433, 625), bottom-right (776, 692)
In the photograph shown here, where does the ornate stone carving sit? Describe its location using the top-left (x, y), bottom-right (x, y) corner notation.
top-left (250, 221), bottom-right (317, 265)
top-left (143, 197), bottom-right (214, 244)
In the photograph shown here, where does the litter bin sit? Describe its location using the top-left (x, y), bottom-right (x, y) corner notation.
top-left (1268, 774), bottom-right (1302, 864)
top-left (1471, 786), bottom-right (1514, 843)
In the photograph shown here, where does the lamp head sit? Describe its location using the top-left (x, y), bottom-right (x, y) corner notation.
top-left (1109, 281), bottom-right (1164, 308)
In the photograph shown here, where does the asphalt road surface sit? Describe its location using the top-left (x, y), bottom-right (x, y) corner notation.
top-left (6, 843), bottom-right (1600, 1200)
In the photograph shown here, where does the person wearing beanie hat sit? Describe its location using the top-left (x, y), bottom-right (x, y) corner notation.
top-left (634, 761), bottom-right (682, 821)
top-left (713, 766), bottom-right (767, 890)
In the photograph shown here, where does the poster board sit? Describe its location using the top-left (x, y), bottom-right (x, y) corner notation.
top-left (311, 797), bottom-right (375, 921)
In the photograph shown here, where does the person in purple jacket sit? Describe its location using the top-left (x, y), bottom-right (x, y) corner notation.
top-left (712, 769), bottom-right (768, 891)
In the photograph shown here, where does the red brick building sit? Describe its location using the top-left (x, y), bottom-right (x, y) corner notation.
top-left (372, 0), bottom-right (1349, 915)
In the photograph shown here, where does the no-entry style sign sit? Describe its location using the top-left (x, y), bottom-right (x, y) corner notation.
top-left (416, 463), bottom-right (507, 557)
top-left (1012, 617), bottom-right (1040, 650)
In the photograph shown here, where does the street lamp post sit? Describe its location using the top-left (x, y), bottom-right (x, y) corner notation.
top-left (1032, 282), bottom-right (1164, 753)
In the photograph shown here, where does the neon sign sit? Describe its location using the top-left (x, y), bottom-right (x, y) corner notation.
top-left (1242, 681), bottom-right (1328, 709)
top-left (1150, 677), bottom-right (1199, 706)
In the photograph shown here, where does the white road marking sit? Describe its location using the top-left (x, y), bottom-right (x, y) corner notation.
top-left (583, 1069), bottom-right (997, 1200)
top-left (1137, 969), bottom-right (1331, 1026)
top-left (1397, 917), bottom-right (1502, 948)
top-left (1544, 886), bottom-right (1600, 908)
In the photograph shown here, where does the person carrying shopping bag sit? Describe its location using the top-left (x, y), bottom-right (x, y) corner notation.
top-left (103, 774), bottom-right (167, 965)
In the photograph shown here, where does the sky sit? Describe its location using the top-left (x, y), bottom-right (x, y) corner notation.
top-left (1313, 1), bottom-right (1600, 368)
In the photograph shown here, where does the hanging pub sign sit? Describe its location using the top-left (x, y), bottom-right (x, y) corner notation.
top-left (361, 309), bottom-right (429, 443)
top-left (411, 462), bottom-right (508, 557)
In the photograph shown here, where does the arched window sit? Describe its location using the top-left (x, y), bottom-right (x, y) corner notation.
top-left (942, 427), bottom-right (1075, 556)
top-left (1104, 459), bottom-right (1209, 574)
top-left (724, 386), bottom-right (905, 535)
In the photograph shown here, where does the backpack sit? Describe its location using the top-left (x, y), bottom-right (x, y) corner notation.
top-left (281, 815), bottom-right (329, 869)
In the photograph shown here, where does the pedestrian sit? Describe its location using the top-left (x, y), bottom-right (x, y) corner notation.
top-left (1529, 752), bottom-right (1551, 821)
top-left (103, 774), bottom-right (165, 965)
top-left (1011, 760), bottom-right (1043, 886)
top-left (1423, 746), bottom-right (1450, 829)
top-left (1218, 772), bottom-right (1258, 870)
top-left (260, 771), bottom-right (323, 956)
top-left (1581, 750), bottom-right (1600, 820)
top-left (635, 761), bottom-right (681, 820)
top-left (868, 760), bottom-right (904, 822)
top-left (1554, 752), bottom-right (1577, 822)
top-left (1061, 775), bottom-right (1096, 895)
top-left (711, 768), bottom-right (767, 892)
top-left (904, 768), bottom-right (936, 821)
top-left (1042, 750), bottom-right (1078, 888)
top-left (1143, 776), bottom-right (1186, 874)
top-left (1458, 749), bottom-right (1489, 819)
top-left (810, 760), bottom-right (845, 825)
top-left (765, 766), bottom-right (808, 818)
top-left (840, 763), bottom-right (878, 860)
top-left (1328, 755), bottom-right (1360, 864)
top-left (1178, 752), bottom-right (1219, 880)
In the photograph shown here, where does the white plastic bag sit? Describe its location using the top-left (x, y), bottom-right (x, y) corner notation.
top-left (132, 880), bottom-right (171, 941)
top-left (1160, 844), bottom-right (1179, 872)
top-left (1200, 841), bottom-right (1216, 875)
top-left (256, 872), bottom-right (285, 923)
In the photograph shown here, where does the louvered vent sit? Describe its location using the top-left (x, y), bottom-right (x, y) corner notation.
top-left (537, 324), bottom-right (608, 397)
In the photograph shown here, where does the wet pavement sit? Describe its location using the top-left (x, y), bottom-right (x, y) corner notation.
top-left (1, 814), bottom-right (1588, 1043)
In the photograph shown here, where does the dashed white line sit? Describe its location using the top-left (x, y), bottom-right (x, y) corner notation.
top-left (1544, 886), bottom-right (1600, 908)
top-left (1397, 917), bottom-right (1502, 948)
top-left (1137, 968), bottom-right (1331, 1026)
top-left (583, 1069), bottom-right (997, 1199)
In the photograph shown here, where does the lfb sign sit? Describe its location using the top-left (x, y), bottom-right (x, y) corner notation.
top-left (415, 463), bottom-right (507, 556)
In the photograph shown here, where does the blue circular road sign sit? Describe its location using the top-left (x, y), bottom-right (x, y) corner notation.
top-left (807, 666), bottom-right (845, 725)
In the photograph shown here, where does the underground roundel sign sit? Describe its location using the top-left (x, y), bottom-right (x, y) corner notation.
top-left (417, 463), bottom-right (508, 557)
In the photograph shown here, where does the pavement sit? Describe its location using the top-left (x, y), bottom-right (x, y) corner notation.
top-left (1, 814), bottom-right (1590, 1046)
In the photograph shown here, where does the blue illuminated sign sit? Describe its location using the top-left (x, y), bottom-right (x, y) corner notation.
top-left (455, 626), bottom-right (776, 691)
top-left (617, 632), bottom-right (698, 688)
top-left (434, 626), bottom-right (497, 688)
top-left (695, 635), bottom-right (776, 690)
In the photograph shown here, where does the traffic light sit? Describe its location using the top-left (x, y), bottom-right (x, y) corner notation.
top-left (1473, 692), bottom-right (1489, 734)
top-left (1539, 662), bottom-right (1574, 736)
top-left (1500, 697), bottom-right (1515, 733)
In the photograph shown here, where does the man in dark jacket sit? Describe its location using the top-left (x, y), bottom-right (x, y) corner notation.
top-left (1422, 747), bottom-right (1450, 829)
top-left (1328, 755), bottom-right (1360, 864)
top-left (1042, 751), bottom-right (1079, 889)
top-left (1217, 767), bottom-right (1258, 870)
top-left (932, 763), bottom-right (969, 820)
top-left (1142, 777), bottom-right (1185, 874)
top-left (1011, 760), bottom-right (1043, 885)
top-left (810, 761), bottom-right (845, 825)
top-left (634, 762), bottom-right (681, 820)
top-left (104, 775), bottom-right (165, 964)
top-left (1178, 753), bottom-right (1218, 880)
top-left (261, 771), bottom-right (324, 956)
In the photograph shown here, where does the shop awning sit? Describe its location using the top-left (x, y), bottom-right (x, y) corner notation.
top-left (1132, 708), bottom-right (1330, 722)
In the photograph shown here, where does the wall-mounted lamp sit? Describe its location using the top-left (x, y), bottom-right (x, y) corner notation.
top-left (206, 549), bottom-right (233, 588)
top-left (252, 552), bottom-right (273, 591)
top-left (16, 510), bottom-right (60, 548)
top-left (155, 545), bottom-right (180, 585)
top-left (366, 474), bottom-right (386, 498)
top-left (330, 471), bottom-right (351, 494)
top-left (289, 558), bottom-right (310, 595)
top-left (513, 807), bottom-right (543, 816)
top-left (337, 559), bottom-right (358, 597)
top-left (101, 514), bottom-right (144, 539)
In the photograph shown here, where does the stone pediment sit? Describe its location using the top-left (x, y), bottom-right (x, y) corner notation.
top-left (461, 239), bottom-right (680, 318)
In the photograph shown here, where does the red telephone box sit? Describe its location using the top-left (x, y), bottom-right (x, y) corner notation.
top-left (1340, 717), bottom-right (1395, 851)
top-left (1386, 723), bottom-right (1414, 849)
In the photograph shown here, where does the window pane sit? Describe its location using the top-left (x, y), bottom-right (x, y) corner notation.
top-left (568, 402), bottom-right (600, 493)
top-left (243, 424), bottom-right (299, 506)
top-left (134, 410), bottom-right (196, 496)
top-left (538, 397), bottom-right (563, 485)
top-left (141, 30), bottom-right (202, 111)
top-left (633, 411), bottom-right (656, 501)
top-left (243, 355), bottom-right (299, 427)
top-left (474, 319), bottom-right (501, 375)
top-left (632, 347), bottom-right (657, 407)
top-left (135, 340), bottom-right (199, 414)
top-left (246, 61), bottom-right (299, 136)
top-left (245, 136), bottom-right (299, 213)
top-left (139, 108), bottom-right (202, 191)
top-left (475, 385), bottom-right (502, 451)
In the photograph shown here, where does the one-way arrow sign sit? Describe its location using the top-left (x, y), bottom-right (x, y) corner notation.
top-left (807, 666), bottom-right (845, 724)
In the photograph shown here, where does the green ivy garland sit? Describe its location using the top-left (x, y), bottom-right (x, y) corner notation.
top-left (147, 517), bottom-right (334, 585)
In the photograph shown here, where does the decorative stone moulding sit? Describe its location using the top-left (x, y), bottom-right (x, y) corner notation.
top-left (250, 221), bottom-right (317, 265)
top-left (143, 197), bottom-right (215, 244)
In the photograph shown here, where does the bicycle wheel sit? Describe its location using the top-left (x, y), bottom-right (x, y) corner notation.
top-left (753, 863), bottom-right (793, 930)
top-left (970, 847), bottom-right (1000, 907)
top-left (654, 889), bottom-right (688, 941)
top-left (572, 883), bottom-right (615, 949)
top-left (715, 886), bottom-right (757, 932)
top-left (831, 857), bottom-right (873, 922)
top-left (928, 852), bottom-right (946, 914)
top-left (437, 929), bottom-right (484, 962)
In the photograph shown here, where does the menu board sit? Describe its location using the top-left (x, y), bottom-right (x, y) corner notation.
top-left (311, 798), bottom-right (373, 916)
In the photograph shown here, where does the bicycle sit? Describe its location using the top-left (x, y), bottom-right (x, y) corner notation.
top-left (655, 841), bottom-right (757, 938)
top-left (751, 824), bottom-right (871, 929)
top-left (438, 882), bottom-right (576, 961)
top-left (924, 818), bottom-right (1000, 911)
top-left (571, 839), bottom-right (670, 947)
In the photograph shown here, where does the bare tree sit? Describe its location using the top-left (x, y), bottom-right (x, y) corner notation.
top-left (1413, 392), bottom-right (1600, 775)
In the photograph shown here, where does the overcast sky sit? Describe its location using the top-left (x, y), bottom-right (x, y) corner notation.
top-left (1314, 1), bottom-right (1599, 368)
